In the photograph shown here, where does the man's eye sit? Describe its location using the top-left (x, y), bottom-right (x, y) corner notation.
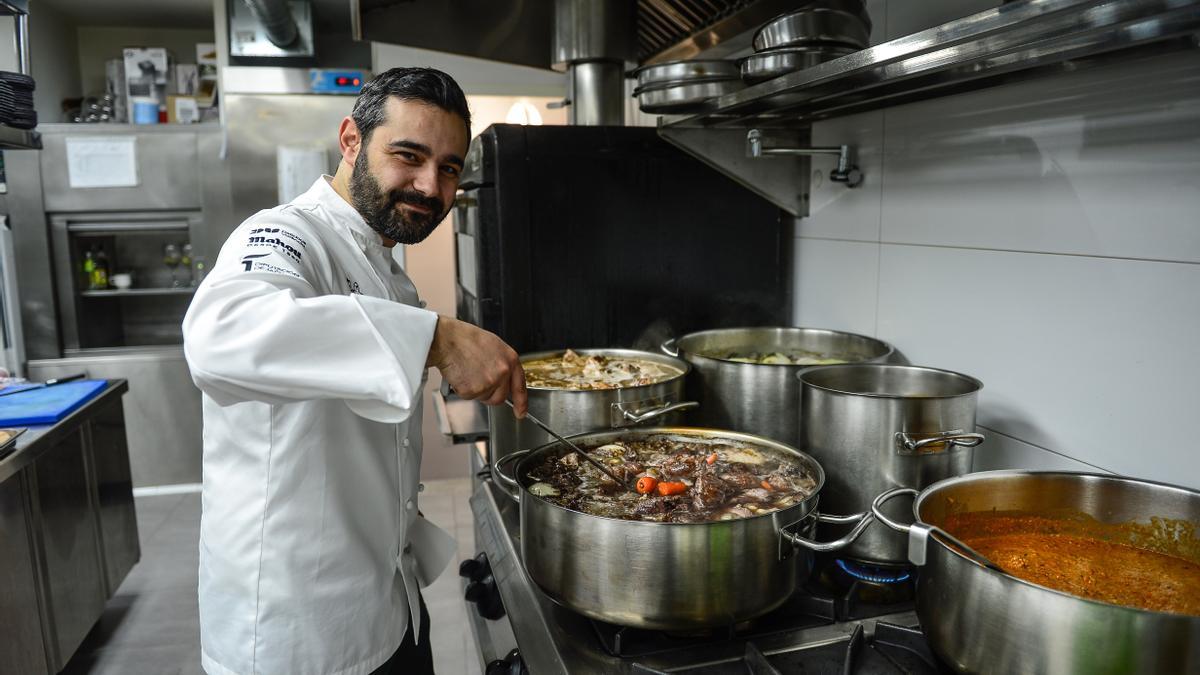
top-left (441, 166), bottom-right (460, 177)
top-left (397, 152), bottom-right (418, 162)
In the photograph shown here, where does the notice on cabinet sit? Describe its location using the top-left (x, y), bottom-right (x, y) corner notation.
top-left (66, 137), bottom-right (139, 189)
top-left (277, 146), bottom-right (328, 203)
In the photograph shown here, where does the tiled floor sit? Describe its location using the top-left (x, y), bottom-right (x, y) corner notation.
top-left (62, 479), bottom-right (484, 675)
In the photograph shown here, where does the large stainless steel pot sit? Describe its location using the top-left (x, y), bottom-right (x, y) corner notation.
top-left (873, 472), bottom-right (1200, 674)
top-left (488, 348), bottom-right (696, 485)
top-left (799, 364), bottom-right (984, 564)
top-left (663, 327), bottom-right (893, 448)
top-left (493, 427), bottom-right (876, 630)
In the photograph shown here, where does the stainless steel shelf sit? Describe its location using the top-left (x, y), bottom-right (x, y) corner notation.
top-left (656, 0), bottom-right (1200, 216)
top-left (662, 0), bottom-right (1200, 129)
top-left (79, 288), bottom-right (196, 298)
top-left (0, 125), bottom-right (40, 150)
top-left (0, 0), bottom-right (29, 16)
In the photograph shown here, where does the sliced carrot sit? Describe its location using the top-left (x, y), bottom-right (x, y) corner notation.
top-left (706, 452), bottom-right (718, 465)
top-left (636, 476), bottom-right (659, 495)
top-left (761, 480), bottom-right (773, 491)
top-left (657, 481), bottom-right (688, 496)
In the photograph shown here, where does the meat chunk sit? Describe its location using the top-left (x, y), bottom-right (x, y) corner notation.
top-left (732, 488), bottom-right (772, 504)
top-left (691, 464), bottom-right (730, 511)
top-left (634, 495), bottom-right (683, 517)
top-left (718, 469), bottom-right (761, 490)
top-left (660, 452), bottom-right (698, 479)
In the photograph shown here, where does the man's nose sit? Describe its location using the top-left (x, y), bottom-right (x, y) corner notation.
top-left (412, 164), bottom-right (439, 195)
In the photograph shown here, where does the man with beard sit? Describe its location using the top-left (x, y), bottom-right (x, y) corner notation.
top-left (182, 68), bottom-right (527, 675)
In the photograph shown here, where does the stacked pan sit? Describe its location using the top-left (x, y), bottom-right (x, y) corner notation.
top-left (633, 59), bottom-right (744, 114)
top-left (741, 1), bottom-right (872, 84)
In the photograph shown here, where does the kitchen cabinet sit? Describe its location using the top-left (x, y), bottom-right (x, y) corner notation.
top-left (0, 381), bottom-right (138, 672)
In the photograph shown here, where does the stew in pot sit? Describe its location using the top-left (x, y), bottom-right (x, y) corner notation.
top-left (524, 349), bottom-right (683, 390)
top-left (947, 513), bottom-right (1200, 616)
top-left (524, 434), bottom-right (818, 523)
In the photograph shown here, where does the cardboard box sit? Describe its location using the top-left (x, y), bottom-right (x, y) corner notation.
top-left (123, 47), bottom-right (171, 107)
top-left (167, 95), bottom-right (200, 124)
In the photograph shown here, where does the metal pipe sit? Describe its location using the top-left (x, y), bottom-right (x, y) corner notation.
top-left (567, 61), bottom-right (624, 125)
top-left (15, 13), bottom-right (30, 75)
top-left (242, 0), bottom-right (298, 49)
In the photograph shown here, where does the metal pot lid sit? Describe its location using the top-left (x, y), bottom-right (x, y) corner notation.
top-left (740, 45), bottom-right (859, 83)
top-left (636, 79), bottom-right (745, 114)
top-left (753, 7), bottom-right (871, 52)
top-left (631, 59), bottom-right (740, 88)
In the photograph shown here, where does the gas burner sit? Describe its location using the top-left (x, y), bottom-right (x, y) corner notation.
top-left (835, 559), bottom-right (913, 584)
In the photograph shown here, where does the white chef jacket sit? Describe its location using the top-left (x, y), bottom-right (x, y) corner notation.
top-left (182, 176), bottom-right (456, 675)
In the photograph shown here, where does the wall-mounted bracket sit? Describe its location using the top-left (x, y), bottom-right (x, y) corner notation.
top-left (747, 129), bottom-right (863, 188)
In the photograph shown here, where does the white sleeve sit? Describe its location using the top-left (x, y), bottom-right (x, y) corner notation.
top-left (182, 219), bottom-right (437, 423)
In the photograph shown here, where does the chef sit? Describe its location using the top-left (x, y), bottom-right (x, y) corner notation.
top-left (182, 67), bottom-right (527, 675)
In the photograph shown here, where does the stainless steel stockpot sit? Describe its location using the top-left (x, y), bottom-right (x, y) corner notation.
top-left (663, 327), bottom-right (894, 449)
top-left (493, 427), bottom-right (876, 630)
top-left (873, 471), bottom-right (1200, 674)
top-left (799, 364), bottom-right (984, 564)
top-left (488, 348), bottom-right (696, 485)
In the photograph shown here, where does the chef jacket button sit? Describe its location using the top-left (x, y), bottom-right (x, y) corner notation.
top-left (403, 438), bottom-right (411, 447)
top-left (403, 543), bottom-right (412, 554)
top-left (406, 499), bottom-right (415, 512)
top-left (418, 483), bottom-right (425, 493)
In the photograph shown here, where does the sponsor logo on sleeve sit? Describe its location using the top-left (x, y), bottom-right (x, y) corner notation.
top-left (245, 227), bottom-right (306, 263)
top-left (345, 276), bottom-right (363, 295)
top-left (240, 253), bottom-right (302, 279)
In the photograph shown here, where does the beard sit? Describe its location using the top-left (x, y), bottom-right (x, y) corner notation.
top-left (348, 151), bottom-right (448, 245)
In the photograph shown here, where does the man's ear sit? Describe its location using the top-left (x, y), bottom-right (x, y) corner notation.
top-left (338, 116), bottom-right (363, 165)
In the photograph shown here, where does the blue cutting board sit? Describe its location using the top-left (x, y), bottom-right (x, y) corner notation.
top-left (0, 380), bottom-right (110, 425)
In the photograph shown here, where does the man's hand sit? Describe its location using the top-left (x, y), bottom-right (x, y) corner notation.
top-left (427, 316), bottom-right (528, 418)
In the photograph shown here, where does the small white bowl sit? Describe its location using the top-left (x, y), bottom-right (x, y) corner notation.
top-left (111, 273), bottom-right (133, 290)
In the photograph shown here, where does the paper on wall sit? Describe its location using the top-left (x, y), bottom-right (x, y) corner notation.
top-left (66, 137), bottom-right (139, 188)
top-left (277, 146), bottom-right (329, 203)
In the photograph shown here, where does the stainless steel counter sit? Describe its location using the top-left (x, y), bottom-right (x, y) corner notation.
top-left (0, 379), bottom-right (129, 483)
top-left (0, 380), bottom-right (139, 674)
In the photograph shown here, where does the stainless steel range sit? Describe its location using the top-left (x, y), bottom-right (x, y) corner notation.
top-left (461, 446), bottom-right (936, 674)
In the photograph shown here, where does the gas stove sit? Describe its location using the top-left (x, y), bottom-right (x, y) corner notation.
top-left (463, 476), bottom-right (946, 674)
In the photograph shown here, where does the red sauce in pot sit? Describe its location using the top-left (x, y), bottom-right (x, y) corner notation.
top-left (947, 513), bottom-right (1200, 616)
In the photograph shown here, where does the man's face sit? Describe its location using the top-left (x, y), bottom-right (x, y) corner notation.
top-left (348, 97), bottom-right (468, 245)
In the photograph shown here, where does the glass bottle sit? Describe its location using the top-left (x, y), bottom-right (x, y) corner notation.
top-left (180, 243), bottom-right (194, 286)
top-left (82, 248), bottom-right (97, 290)
top-left (93, 246), bottom-right (110, 289)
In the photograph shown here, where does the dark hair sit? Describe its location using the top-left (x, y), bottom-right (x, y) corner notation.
top-left (351, 67), bottom-right (471, 143)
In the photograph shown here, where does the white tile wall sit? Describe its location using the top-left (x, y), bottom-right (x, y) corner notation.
top-left (882, 51), bottom-right (1200, 263)
top-left (793, 2), bottom-right (1200, 490)
top-left (793, 238), bottom-right (880, 338)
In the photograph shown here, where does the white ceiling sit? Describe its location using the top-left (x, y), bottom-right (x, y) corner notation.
top-left (42, 0), bottom-right (215, 28)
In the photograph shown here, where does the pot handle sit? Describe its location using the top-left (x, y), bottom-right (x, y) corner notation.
top-left (492, 449), bottom-right (531, 503)
top-left (871, 487), bottom-right (1002, 571)
top-left (780, 510), bottom-right (875, 553)
top-left (895, 430), bottom-right (985, 454)
top-left (619, 400), bottom-right (699, 424)
top-left (660, 338), bottom-right (679, 357)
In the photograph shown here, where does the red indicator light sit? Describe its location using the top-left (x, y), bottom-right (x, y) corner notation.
top-left (352, 78), bottom-right (360, 86)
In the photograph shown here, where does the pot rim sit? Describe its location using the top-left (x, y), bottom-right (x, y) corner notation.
top-left (798, 363), bottom-right (983, 398)
top-left (512, 425), bottom-right (826, 527)
top-left (674, 326), bottom-right (894, 368)
top-left (913, 469), bottom-right (1200, 619)
top-left (520, 347), bottom-right (692, 393)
